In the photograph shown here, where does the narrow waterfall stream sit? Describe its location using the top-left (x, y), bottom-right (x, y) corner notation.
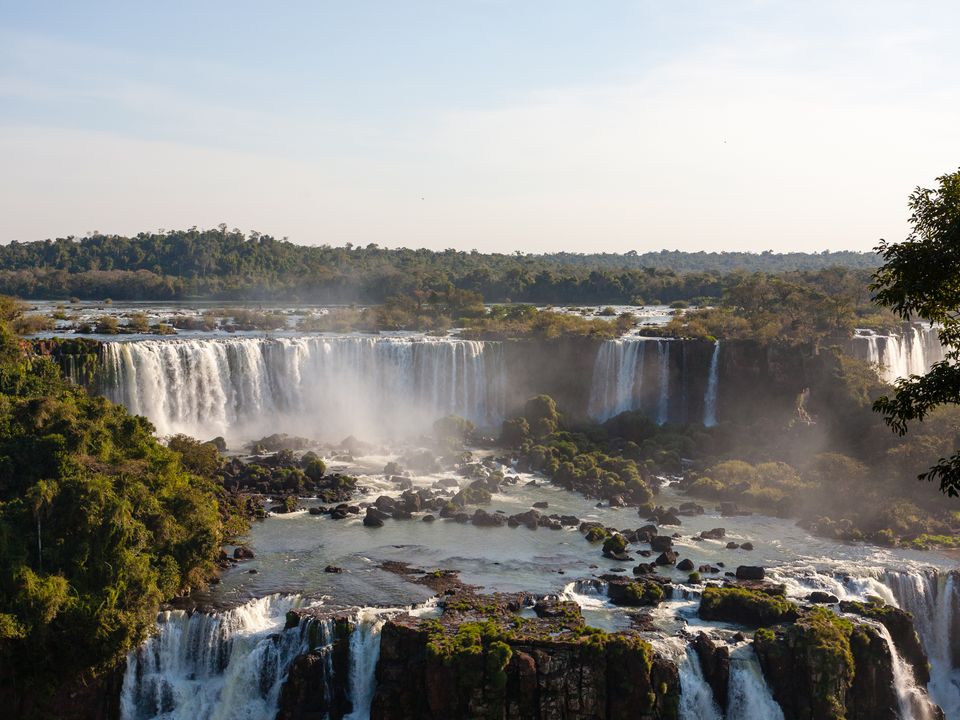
top-left (703, 340), bottom-right (720, 427)
top-left (726, 645), bottom-right (785, 720)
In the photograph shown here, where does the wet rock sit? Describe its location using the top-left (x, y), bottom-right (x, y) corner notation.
top-left (807, 591), bottom-right (839, 604)
top-left (676, 558), bottom-right (695, 572)
top-left (532, 501), bottom-right (549, 509)
top-left (633, 563), bottom-right (656, 575)
top-left (735, 565), bottom-right (765, 581)
top-left (324, 565), bottom-right (343, 573)
top-left (248, 568), bottom-right (258, 574)
top-left (434, 477), bottom-right (460, 489)
top-left (363, 514), bottom-right (384, 528)
top-left (650, 535), bottom-right (674, 552)
top-left (558, 515), bottom-right (580, 527)
top-left (698, 564), bottom-right (720, 574)
top-left (375, 495), bottom-right (397, 512)
top-left (391, 509), bottom-right (413, 520)
top-left (655, 551), bottom-right (678, 566)
top-left (392, 476), bottom-right (414, 490)
top-left (471, 509), bottom-right (506, 527)
top-left (700, 527), bottom-right (726, 540)
top-left (740, 541), bottom-right (754, 551)
top-left (510, 509), bottom-right (541, 530)
top-left (693, 632), bottom-right (730, 710)
top-left (422, 514), bottom-right (435, 522)
top-left (308, 507), bottom-right (324, 515)
top-left (719, 502), bottom-right (752, 517)
top-left (234, 546), bottom-right (254, 560)
top-left (726, 541), bottom-right (740, 549)
top-left (367, 507), bottom-right (391, 521)
top-left (678, 501), bottom-right (705, 515)
top-left (453, 512), bottom-right (470, 523)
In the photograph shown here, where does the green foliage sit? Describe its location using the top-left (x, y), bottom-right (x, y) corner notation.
top-left (872, 168), bottom-right (960, 496)
top-left (699, 586), bottom-right (799, 627)
top-left (0, 298), bottom-right (244, 695)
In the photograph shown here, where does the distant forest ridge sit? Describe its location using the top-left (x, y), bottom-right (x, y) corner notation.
top-left (0, 228), bottom-right (880, 303)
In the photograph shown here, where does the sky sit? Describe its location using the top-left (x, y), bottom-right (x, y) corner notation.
top-left (1, 1), bottom-right (959, 253)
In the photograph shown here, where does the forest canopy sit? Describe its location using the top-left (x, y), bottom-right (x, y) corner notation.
top-left (0, 228), bottom-right (879, 303)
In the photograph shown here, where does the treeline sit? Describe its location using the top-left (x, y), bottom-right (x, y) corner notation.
top-left (0, 227), bottom-right (878, 302)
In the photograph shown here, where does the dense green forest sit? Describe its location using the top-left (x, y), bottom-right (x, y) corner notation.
top-left (0, 298), bottom-right (245, 715)
top-left (0, 228), bottom-right (878, 302)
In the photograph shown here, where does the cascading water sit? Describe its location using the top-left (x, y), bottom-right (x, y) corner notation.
top-left (666, 640), bottom-right (722, 720)
top-left (872, 622), bottom-right (940, 720)
top-left (703, 340), bottom-right (720, 427)
top-left (851, 326), bottom-right (943, 384)
top-left (586, 337), bottom-right (645, 421)
top-left (726, 644), bottom-right (785, 720)
top-left (343, 609), bottom-right (387, 720)
top-left (119, 594), bottom-right (315, 720)
top-left (883, 570), bottom-right (960, 718)
top-left (100, 336), bottom-right (506, 441)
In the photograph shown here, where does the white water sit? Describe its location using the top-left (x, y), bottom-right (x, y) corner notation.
top-left (884, 570), bottom-right (960, 718)
top-left (671, 640), bottom-right (723, 720)
top-left (851, 326), bottom-right (943, 384)
top-left (119, 594), bottom-right (312, 720)
top-left (586, 337), bottom-right (646, 420)
top-left (727, 645), bottom-right (785, 720)
top-left (703, 340), bottom-right (720, 427)
top-left (343, 609), bottom-right (387, 720)
top-left (873, 622), bottom-right (939, 720)
top-left (102, 335), bottom-right (506, 442)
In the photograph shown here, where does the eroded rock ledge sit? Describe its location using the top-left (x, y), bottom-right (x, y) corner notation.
top-left (370, 591), bottom-right (679, 720)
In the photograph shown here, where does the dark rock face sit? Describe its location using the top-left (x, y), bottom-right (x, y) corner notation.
top-left (752, 607), bottom-right (943, 720)
top-left (369, 591), bottom-right (680, 720)
top-left (838, 601), bottom-right (932, 685)
top-left (692, 632), bottom-right (729, 711)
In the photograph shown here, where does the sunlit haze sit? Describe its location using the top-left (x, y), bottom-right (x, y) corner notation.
top-left (2, 0), bottom-right (958, 251)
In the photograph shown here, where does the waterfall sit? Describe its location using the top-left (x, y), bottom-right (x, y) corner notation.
top-left (119, 594), bottom-right (315, 720)
top-left (586, 338), bottom-right (645, 421)
top-left (703, 341), bottom-right (720, 427)
top-left (851, 326), bottom-right (943, 384)
top-left (678, 645), bottom-right (723, 720)
top-left (343, 609), bottom-right (387, 720)
top-left (100, 336), bottom-right (506, 442)
top-left (726, 644), bottom-right (785, 720)
top-left (656, 340), bottom-right (670, 425)
top-left (883, 570), bottom-right (960, 718)
top-left (872, 622), bottom-right (940, 720)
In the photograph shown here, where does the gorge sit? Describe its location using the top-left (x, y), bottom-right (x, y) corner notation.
top-left (32, 319), bottom-right (959, 719)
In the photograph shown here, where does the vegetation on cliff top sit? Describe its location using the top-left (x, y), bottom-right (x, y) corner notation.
top-left (0, 297), bottom-right (246, 706)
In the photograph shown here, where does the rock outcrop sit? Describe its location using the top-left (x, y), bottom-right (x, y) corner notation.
top-left (370, 591), bottom-right (680, 719)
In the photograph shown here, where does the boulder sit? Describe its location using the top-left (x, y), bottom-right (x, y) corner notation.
top-left (234, 546), bottom-right (255, 560)
top-left (735, 566), bottom-right (765, 581)
top-left (363, 514), bottom-right (384, 528)
top-left (726, 542), bottom-right (740, 549)
top-left (532, 501), bottom-right (549, 509)
top-left (422, 514), bottom-right (436, 522)
top-left (740, 542), bottom-right (754, 551)
top-left (676, 558), bottom-right (695, 572)
top-left (655, 551), bottom-right (678, 566)
top-left (650, 536), bottom-right (674, 552)
top-left (808, 591), bottom-right (839, 604)
top-left (324, 565), bottom-right (343, 573)
top-left (471, 509), bottom-right (506, 527)
top-left (700, 527), bottom-right (726, 540)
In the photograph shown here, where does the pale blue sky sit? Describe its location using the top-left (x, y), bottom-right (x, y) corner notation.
top-left (1, 1), bottom-right (958, 251)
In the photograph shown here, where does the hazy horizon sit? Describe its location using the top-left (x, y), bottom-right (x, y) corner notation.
top-left (2, 1), bottom-right (959, 253)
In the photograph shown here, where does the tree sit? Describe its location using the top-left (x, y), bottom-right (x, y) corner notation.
top-left (872, 168), bottom-right (960, 495)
